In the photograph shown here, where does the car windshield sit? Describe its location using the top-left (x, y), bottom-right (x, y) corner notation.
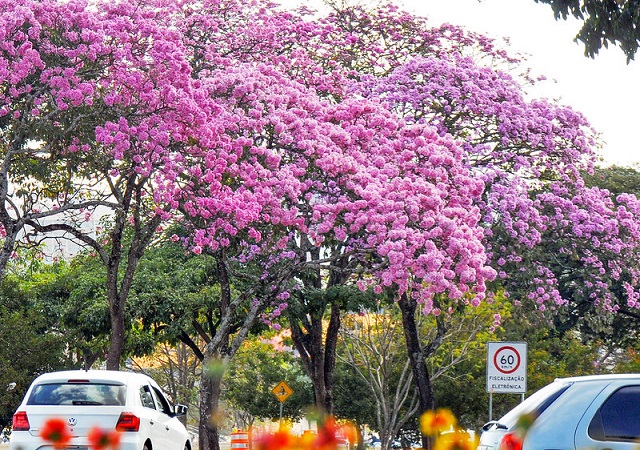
top-left (27, 382), bottom-right (126, 406)
top-left (498, 380), bottom-right (572, 429)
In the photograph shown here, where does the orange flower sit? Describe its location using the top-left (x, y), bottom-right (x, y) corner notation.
top-left (40, 418), bottom-right (72, 449)
top-left (433, 431), bottom-right (478, 450)
top-left (338, 421), bottom-right (358, 446)
top-left (254, 428), bottom-right (297, 450)
top-left (88, 427), bottom-right (121, 450)
top-left (420, 409), bottom-right (457, 436)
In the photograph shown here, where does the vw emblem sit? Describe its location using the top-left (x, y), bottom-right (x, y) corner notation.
top-left (68, 417), bottom-right (77, 427)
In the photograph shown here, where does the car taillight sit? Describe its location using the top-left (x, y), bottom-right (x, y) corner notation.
top-left (12, 411), bottom-right (30, 431)
top-left (116, 412), bottom-right (140, 432)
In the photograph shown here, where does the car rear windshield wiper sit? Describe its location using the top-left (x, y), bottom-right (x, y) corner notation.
top-left (481, 421), bottom-right (508, 431)
top-left (71, 401), bottom-right (103, 405)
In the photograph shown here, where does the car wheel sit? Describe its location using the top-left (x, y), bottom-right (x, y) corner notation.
top-left (143, 442), bottom-right (151, 450)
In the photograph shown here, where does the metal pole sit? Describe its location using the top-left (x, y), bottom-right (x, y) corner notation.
top-left (279, 402), bottom-right (284, 429)
top-left (489, 393), bottom-right (493, 422)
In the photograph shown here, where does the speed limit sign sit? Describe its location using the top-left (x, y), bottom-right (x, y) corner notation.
top-left (486, 342), bottom-right (527, 393)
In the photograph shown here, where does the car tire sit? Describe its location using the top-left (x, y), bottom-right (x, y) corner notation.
top-left (143, 442), bottom-right (151, 450)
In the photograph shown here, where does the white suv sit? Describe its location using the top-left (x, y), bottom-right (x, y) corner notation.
top-left (478, 374), bottom-right (640, 450)
top-left (10, 370), bottom-right (191, 450)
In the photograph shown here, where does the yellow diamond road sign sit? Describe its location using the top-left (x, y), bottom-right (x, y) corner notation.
top-left (272, 380), bottom-right (294, 403)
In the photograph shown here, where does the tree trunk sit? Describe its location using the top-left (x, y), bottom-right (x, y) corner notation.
top-left (199, 361), bottom-right (222, 450)
top-left (289, 300), bottom-right (341, 415)
top-left (398, 294), bottom-right (435, 450)
top-left (323, 301), bottom-right (341, 414)
top-left (106, 295), bottom-right (126, 370)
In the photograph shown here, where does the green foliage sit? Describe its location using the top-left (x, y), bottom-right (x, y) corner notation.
top-left (130, 240), bottom-right (222, 343)
top-left (333, 362), bottom-right (376, 426)
top-left (535, 0), bottom-right (640, 61)
top-left (0, 276), bottom-right (67, 429)
top-left (582, 165), bottom-right (640, 197)
top-left (222, 335), bottom-right (313, 426)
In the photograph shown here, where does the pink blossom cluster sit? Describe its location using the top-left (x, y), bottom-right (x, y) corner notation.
top-left (4, 0), bottom-right (639, 323)
top-left (352, 49), bottom-right (640, 315)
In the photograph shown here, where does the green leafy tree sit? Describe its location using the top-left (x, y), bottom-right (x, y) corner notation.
top-left (535, 0), bottom-right (640, 61)
top-left (0, 275), bottom-right (67, 430)
top-left (223, 335), bottom-right (313, 429)
top-left (26, 252), bottom-right (157, 369)
top-left (583, 165), bottom-right (640, 196)
top-left (337, 311), bottom-right (417, 450)
top-left (129, 232), bottom-right (298, 450)
top-left (333, 363), bottom-right (376, 449)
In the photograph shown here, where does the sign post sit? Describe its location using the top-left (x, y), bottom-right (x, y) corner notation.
top-left (486, 342), bottom-right (527, 420)
top-left (272, 381), bottom-right (294, 429)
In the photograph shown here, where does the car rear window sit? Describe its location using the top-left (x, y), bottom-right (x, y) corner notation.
top-left (27, 382), bottom-right (126, 406)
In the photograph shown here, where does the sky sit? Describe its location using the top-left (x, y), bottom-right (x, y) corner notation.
top-left (288, 0), bottom-right (640, 167)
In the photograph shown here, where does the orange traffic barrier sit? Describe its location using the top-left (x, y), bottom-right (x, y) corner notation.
top-left (230, 430), bottom-right (249, 450)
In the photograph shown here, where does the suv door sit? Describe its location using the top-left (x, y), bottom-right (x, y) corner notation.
top-left (575, 384), bottom-right (640, 450)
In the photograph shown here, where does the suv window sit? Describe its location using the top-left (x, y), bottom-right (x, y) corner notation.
top-left (27, 382), bottom-right (126, 406)
top-left (589, 386), bottom-right (640, 441)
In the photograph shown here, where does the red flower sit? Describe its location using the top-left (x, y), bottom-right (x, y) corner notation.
top-left (254, 429), bottom-right (296, 450)
top-left (500, 432), bottom-right (523, 450)
top-left (315, 417), bottom-right (340, 450)
top-left (88, 427), bottom-right (121, 450)
top-left (40, 418), bottom-right (72, 449)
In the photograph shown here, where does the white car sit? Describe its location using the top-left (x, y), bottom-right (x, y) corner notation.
top-left (10, 370), bottom-right (191, 450)
top-left (478, 374), bottom-right (640, 450)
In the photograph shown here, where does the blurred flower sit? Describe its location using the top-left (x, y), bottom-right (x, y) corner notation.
top-left (433, 430), bottom-right (477, 450)
top-left (499, 432), bottom-right (523, 450)
top-left (420, 408), bottom-right (457, 435)
top-left (40, 418), bottom-right (72, 449)
top-left (254, 427), bottom-right (297, 450)
top-left (339, 421), bottom-right (359, 445)
top-left (88, 427), bottom-right (121, 450)
top-left (315, 416), bottom-right (341, 450)
top-left (253, 415), bottom-right (358, 450)
top-left (514, 412), bottom-right (537, 434)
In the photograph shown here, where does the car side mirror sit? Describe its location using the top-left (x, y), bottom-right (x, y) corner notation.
top-left (174, 404), bottom-right (188, 416)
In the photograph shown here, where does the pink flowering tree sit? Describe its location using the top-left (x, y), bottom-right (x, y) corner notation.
top-left (169, 2), bottom-right (520, 438)
top-left (178, 1), bottom-right (640, 438)
top-left (357, 52), bottom-right (640, 325)
top-left (0, 0), bottom-right (207, 370)
top-left (147, 47), bottom-right (493, 443)
top-left (0, 0), bottom-right (114, 276)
